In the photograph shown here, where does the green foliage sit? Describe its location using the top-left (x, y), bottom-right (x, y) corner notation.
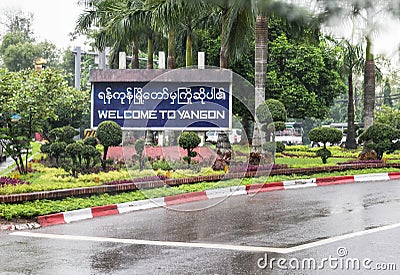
top-left (276, 141), bottom-right (285, 153)
top-left (274, 121), bottom-right (286, 132)
top-left (49, 142), bottom-right (66, 164)
top-left (375, 106), bottom-right (400, 130)
top-left (256, 99), bottom-right (287, 124)
top-left (0, 68), bottom-right (84, 174)
top-left (83, 137), bottom-right (98, 147)
top-left (316, 148), bottom-right (332, 164)
top-left (81, 145), bottom-right (100, 169)
top-left (359, 123), bottom-right (400, 160)
top-left (134, 138), bottom-right (146, 170)
top-left (134, 139), bottom-right (145, 156)
top-left (309, 127), bottom-right (342, 163)
top-left (1, 38), bottom-right (59, 72)
top-left (263, 141), bottom-right (285, 154)
top-left (50, 126), bottom-right (78, 144)
top-left (151, 159), bottom-right (172, 171)
top-left (40, 143), bottom-right (51, 154)
top-left (308, 127), bottom-right (343, 148)
top-left (266, 34), bottom-right (345, 119)
top-left (46, 87), bottom-right (89, 130)
top-left (178, 132), bottom-right (201, 166)
top-left (96, 121), bottom-right (122, 169)
top-left (96, 121), bottom-right (122, 149)
top-left (66, 142), bottom-right (84, 163)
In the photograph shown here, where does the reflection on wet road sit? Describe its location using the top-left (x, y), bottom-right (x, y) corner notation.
top-left (1, 180), bottom-right (400, 274)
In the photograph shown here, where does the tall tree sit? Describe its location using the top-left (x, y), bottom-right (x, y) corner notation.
top-left (148, 0), bottom-right (178, 69)
top-left (0, 68), bottom-right (85, 174)
top-left (76, 0), bottom-right (151, 69)
top-left (2, 9), bottom-right (34, 36)
top-left (383, 78), bottom-right (393, 107)
top-left (339, 39), bottom-right (364, 149)
top-left (317, 0), bottom-right (400, 130)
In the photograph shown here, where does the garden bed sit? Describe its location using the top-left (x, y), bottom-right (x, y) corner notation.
top-left (2, 161), bottom-right (400, 203)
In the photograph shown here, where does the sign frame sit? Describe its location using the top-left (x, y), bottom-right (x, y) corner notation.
top-left (90, 69), bottom-right (233, 131)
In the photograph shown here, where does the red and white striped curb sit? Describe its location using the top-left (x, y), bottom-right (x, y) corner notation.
top-left (31, 171), bottom-right (400, 227)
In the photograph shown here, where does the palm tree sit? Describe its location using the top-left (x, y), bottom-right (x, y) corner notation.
top-left (251, 0), bottom-right (314, 152)
top-left (339, 39), bottom-right (364, 149)
top-left (207, 0), bottom-right (253, 68)
top-left (317, 0), bottom-right (400, 130)
top-left (149, 0), bottom-right (210, 68)
top-left (76, 0), bottom-right (155, 69)
top-left (147, 0), bottom-right (178, 69)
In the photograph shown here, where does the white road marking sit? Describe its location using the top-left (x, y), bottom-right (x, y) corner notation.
top-left (11, 222), bottom-right (400, 254)
top-left (10, 231), bottom-right (288, 254)
top-left (285, 222), bottom-right (400, 253)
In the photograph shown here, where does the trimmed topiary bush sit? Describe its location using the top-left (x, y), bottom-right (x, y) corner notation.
top-left (178, 132), bottom-right (201, 167)
top-left (134, 138), bottom-right (146, 170)
top-left (275, 141), bottom-right (285, 153)
top-left (316, 148), bottom-right (332, 164)
top-left (358, 123), bottom-right (400, 160)
top-left (84, 136), bottom-right (98, 147)
top-left (309, 127), bottom-right (342, 163)
top-left (49, 141), bottom-right (67, 166)
top-left (50, 126), bottom-right (78, 144)
top-left (96, 121), bottom-right (122, 170)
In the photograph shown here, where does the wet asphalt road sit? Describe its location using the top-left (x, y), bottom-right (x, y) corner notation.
top-left (1, 180), bottom-right (400, 274)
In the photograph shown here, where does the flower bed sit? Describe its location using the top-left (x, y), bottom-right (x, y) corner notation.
top-left (0, 177), bottom-right (30, 188)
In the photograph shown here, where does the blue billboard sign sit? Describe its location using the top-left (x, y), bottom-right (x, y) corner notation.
top-left (91, 70), bottom-right (232, 130)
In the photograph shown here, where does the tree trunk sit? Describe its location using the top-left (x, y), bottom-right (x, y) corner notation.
top-left (131, 35), bottom-right (139, 69)
top-left (252, 14), bottom-right (268, 154)
top-left (102, 146), bottom-right (109, 170)
top-left (186, 29), bottom-right (193, 67)
top-left (345, 73), bottom-right (357, 149)
top-left (254, 14), bottom-right (268, 108)
top-left (147, 32), bottom-right (154, 69)
top-left (363, 13), bottom-right (375, 131)
top-left (220, 5), bottom-right (229, 69)
top-left (167, 29), bottom-right (176, 69)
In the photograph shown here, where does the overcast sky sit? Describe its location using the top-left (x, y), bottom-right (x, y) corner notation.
top-left (0, 0), bottom-right (85, 49)
top-left (0, 0), bottom-right (399, 59)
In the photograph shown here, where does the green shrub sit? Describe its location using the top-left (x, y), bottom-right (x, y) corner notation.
top-left (50, 126), bottom-right (78, 144)
top-left (256, 99), bottom-right (287, 124)
top-left (81, 145), bottom-right (100, 169)
top-left (178, 132), bottom-right (201, 166)
top-left (316, 148), bottom-right (332, 164)
top-left (96, 121), bottom-right (122, 169)
top-left (359, 123), bottom-right (400, 160)
top-left (84, 136), bottom-right (98, 147)
top-left (134, 138), bottom-right (146, 170)
top-left (276, 141), bottom-right (285, 153)
top-left (40, 143), bottom-right (50, 154)
top-left (49, 142), bottom-right (67, 166)
top-left (151, 159), bottom-right (172, 171)
top-left (263, 141), bottom-right (285, 154)
top-left (308, 127), bottom-right (343, 148)
top-left (309, 127), bottom-right (342, 163)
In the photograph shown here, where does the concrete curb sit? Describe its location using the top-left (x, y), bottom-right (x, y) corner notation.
top-left (3, 171), bottom-right (400, 230)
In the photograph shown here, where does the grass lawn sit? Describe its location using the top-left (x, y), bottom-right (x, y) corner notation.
top-left (275, 157), bottom-right (353, 168)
